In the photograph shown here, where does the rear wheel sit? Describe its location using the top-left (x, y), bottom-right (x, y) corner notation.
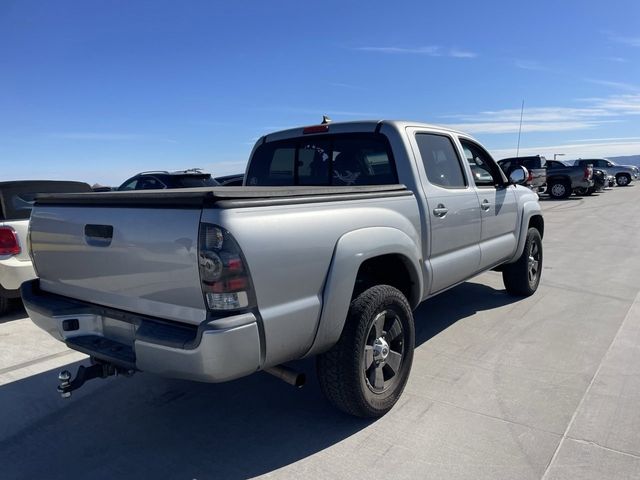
top-left (317, 285), bottom-right (415, 417)
top-left (616, 174), bottom-right (631, 186)
top-left (0, 296), bottom-right (10, 316)
top-left (549, 180), bottom-right (571, 199)
top-left (502, 228), bottom-right (543, 297)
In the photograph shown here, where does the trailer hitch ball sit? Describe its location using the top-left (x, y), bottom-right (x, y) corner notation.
top-left (58, 370), bottom-right (72, 398)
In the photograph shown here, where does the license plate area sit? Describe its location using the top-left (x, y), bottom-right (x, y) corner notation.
top-left (102, 317), bottom-right (136, 347)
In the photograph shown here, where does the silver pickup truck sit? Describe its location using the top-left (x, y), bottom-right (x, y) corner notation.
top-left (23, 120), bottom-right (544, 417)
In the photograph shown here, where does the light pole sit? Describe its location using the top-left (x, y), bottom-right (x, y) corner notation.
top-left (553, 153), bottom-right (565, 161)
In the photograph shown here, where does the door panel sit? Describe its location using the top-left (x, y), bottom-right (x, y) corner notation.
top-left (407, 129), bottom-right (482, 294)
top-left (425, 190), bottom-right (482, 292)
top-left (475, 187), bottom-right (519, 267)
top-left (459, 137), bottom-right (519, 269)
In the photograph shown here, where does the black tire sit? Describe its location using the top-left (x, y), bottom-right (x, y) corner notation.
top-left (502, 228), bottom-right (543, 297)
top-left (575, 187), bottom-right (592, 196)
top-left (548, 180), bottom-right (571, 199)
top-left (317, 285), bottom-right (415, 418)
top-left (616, 174), bottom-right (631, 187)
top-left (0, 296), bottom-right (9, 316)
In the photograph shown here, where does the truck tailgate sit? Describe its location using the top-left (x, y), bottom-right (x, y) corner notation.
top-left (29, 205), bottom-right (206, 324)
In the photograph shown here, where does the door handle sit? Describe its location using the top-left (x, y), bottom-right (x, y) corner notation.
top-left (481, 199), bottom-right (491, 211)
top-left (433, 204), bottom-right (448, 217)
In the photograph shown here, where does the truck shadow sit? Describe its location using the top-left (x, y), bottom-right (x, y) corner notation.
top-left (0, 300), bottom-right (26, 324)
top-left (0, 282), bottom-right (518, 479)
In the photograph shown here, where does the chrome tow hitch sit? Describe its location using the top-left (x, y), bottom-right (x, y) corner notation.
top-left (57, 360), bottom-right (134, 398)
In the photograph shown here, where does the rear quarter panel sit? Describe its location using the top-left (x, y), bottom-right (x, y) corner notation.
top-left (203, 194), bottom-right (421, 367)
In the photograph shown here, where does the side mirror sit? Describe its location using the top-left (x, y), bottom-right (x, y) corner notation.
top-left (509, 166), bottom-right (528, 185)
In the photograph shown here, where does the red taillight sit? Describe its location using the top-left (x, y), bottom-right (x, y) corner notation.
top-left (0, 227), bottom-right (21, 256)
top-left (527, 170), bottom-right (533, 182)
top-left (303, 124), bottom-right (329, 134)
top-left (198, 223), bottom-right (255, 311)
top-left (584, 166), bottom-right (592, 180)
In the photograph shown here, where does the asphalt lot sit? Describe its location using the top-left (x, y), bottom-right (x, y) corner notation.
top-left (2, 185), bottom-right (640, 479)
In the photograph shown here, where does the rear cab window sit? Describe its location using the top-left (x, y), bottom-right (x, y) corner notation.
top-left (246, 133), bottom-right (398, 186)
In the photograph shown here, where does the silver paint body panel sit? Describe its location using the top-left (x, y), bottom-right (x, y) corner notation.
top-left (25, 120), bottom-right (543, 382)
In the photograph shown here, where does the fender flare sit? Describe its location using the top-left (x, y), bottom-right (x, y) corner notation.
top-left (304, 226), bottom-right (423, 357)
top-left (507, 200), bottom-right (543, 263)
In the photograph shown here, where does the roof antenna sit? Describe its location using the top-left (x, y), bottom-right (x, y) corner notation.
top-left (516, 99), bottom-right (524, 157)
top-left (321, 115), bottom-right (332, 125)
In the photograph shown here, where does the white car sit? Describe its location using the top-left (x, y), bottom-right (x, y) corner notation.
top-left (0, 181), bottom-right (92, 314)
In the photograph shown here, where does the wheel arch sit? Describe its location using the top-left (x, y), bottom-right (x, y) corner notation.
top-left (304, 227), bottom-right (423, 357)
top-left (506, 202), bottom-right (544, 264)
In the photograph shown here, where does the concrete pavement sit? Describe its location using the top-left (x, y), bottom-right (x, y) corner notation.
top-left (1, 185), bottom-right (640, 479)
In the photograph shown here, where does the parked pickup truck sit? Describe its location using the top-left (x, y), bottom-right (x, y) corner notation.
top-left (498, 155), bottom-right (593, 199)
top-left (544, 158), bottom-right (593, 199)
top-left (497, 156), bottom-right (547, 193)
top-left (23, 121), bottom-right (544, 417)
top-left (0, 180), bottom-right (92, 314)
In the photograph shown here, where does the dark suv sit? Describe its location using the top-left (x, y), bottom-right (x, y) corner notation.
top-left (118, 169), bottom-right (219, 190)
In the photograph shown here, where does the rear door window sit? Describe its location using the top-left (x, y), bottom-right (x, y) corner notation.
top-left (415, 133), bottom-right (467, 188)
top-left (247, 133), bottom-right (397, 186)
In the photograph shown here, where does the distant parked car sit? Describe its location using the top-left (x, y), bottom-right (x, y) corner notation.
top-left (498, 156), bottom-right (547, 193)
top-left (117, 169), bottom-right (219, 190)
top-left (0, 180), bottom-right (92, 314)
top-left (573, 159), bottom-right (639, 187)
top-left (214, 174), bottom-right (244, 186)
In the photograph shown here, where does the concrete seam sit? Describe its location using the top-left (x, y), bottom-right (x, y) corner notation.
top-left (540, 290), bottom-right (640, 479)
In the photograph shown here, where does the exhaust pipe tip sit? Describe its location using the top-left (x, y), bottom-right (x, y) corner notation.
top-left (264, 365), bottom-right (306, 388)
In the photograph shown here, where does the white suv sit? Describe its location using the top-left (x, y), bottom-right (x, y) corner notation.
top-left (0, 181), bottom-right (91, 314)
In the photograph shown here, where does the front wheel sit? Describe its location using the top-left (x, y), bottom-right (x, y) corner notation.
top-left (502, 228), bottom-right (543, 296)
top-left (317, 285), bottom-right (415, 418)
top-left (549, 181), bottom-right (571, 199)
top-left (616, 174), bottom-right (631, 186)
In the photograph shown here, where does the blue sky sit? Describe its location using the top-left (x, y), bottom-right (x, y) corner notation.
top-left (1, 0), bottom-right (639, 185)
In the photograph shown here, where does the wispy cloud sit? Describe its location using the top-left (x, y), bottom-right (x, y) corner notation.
top-left (606, 33), bottom-right (640, 47)
top-left (584, 94), bottom-right (640, 114)
top-left (277, 106), bottom-right (381, 117)
top-left (606, 56), bottom-right (629, 63)
top-left (514, 60), bottom-right (551, 71)
top-left (328, 82), bottom-right (370, 90)
top-left (585, 79), bottom-right (639, 92)
top-left (48, 132), bottom-right (176, 142)
top-left (444, 121), bottom-right (603, 135)
top-left (442, 93), bottom-right (640, 135)
top-left (355, 45), bottom-right (477, 58)
top-left (490, 139), bottom-right (640, 160)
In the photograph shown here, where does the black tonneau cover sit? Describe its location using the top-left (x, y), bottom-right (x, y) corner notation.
top-left (35, 184), bottom-right (412, 209)
top-left (0, 180), bottom-right (92, 220)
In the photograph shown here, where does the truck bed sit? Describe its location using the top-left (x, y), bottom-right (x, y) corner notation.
top-left (35, 184), bottom-right (412, 208)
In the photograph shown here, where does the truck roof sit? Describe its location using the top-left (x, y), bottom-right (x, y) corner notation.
top-left (260, 120), bottom-right (472, 144)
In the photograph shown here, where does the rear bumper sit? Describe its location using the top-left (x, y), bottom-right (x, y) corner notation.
top-left (21, 280), bottom-right (262, 383)
top-left (0, 256), bottom-right (36, 295)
